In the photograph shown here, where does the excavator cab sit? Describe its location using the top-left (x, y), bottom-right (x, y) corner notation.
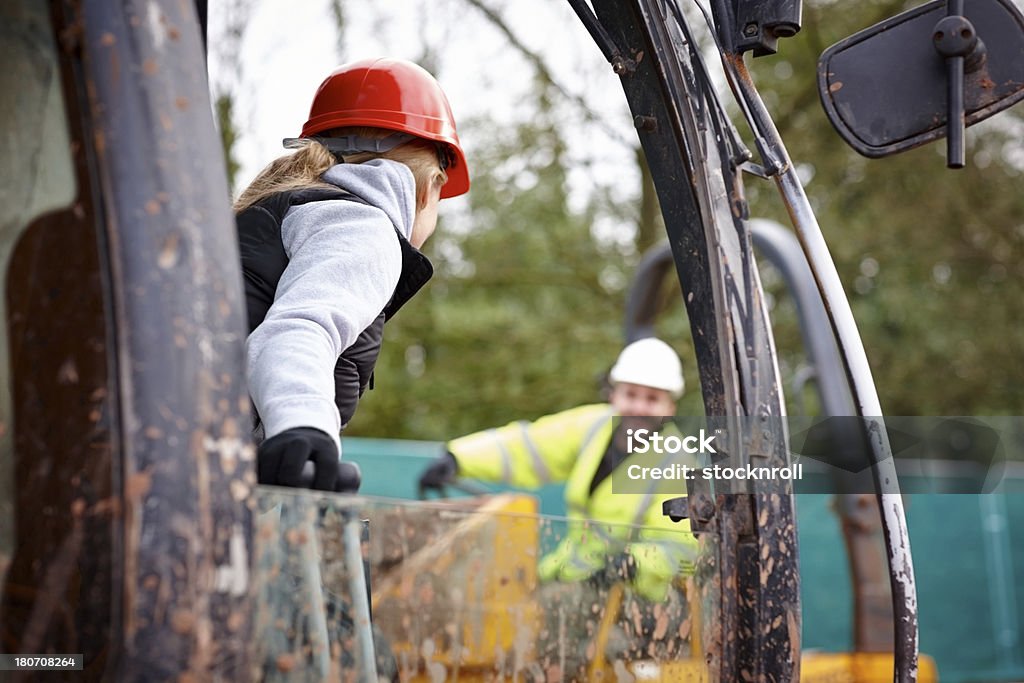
top-left (3, 0), bottom-right (1023, 680)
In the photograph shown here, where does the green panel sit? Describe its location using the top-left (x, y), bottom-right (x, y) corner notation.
top-left (343, 437), bottom-right (567, 516)
top-left (906, 495), bottom-right (997, 681)
top-left (794, 494), bottom-right (852, 652)
top-left (796, 491), bottom-right (1024, 683)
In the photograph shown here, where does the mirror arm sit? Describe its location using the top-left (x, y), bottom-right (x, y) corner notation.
top-left (933, 0), bottom-right (986, 168)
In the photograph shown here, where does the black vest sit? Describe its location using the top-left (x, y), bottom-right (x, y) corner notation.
top-left (236, 187), bottom-right (433, 432)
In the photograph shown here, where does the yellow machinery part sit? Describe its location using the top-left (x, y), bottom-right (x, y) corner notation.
top-left (371, 494), bottom-right (540, 677)
top-left (588, 582), bottom-right (626, 680)
top-left (801, 652), bottom-right (939, 683)
top-left (616, 651), bottom-right (940, 683)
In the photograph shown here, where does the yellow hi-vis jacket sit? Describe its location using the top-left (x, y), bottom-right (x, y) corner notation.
top-left (447, 404), bottom-right (698, 602)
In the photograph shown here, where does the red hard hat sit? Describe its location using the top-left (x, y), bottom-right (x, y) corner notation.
top-left (300, 57), bottom-right (470, 198)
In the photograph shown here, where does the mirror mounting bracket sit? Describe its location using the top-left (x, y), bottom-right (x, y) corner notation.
top-left (933, 1), bottom-right (987, 167)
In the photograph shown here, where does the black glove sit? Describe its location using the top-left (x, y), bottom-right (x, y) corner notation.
top-left (258, 427), bottom-right (341, 491)
top-left (418, 450), bottom-right (458, 493)
top-left (587, 551), bottom-right (637, 589)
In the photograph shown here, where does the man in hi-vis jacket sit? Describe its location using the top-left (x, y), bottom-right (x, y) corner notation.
top-left (419, 338), bottom-right (698, 678)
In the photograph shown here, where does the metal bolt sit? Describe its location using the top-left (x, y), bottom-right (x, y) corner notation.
top-left (633, 115), bottom-right (657, 132)
top-left (743, 23), bottom-right (758, 37)
top-left (694, 496), bottom-right (716, 523)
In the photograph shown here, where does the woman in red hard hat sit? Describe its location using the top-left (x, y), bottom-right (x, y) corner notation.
top-left (235, 57), bottom-right (469, 491)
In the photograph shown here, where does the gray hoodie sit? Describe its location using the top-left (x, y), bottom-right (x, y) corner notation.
top-left (245, 158), bottom-right (416, 453)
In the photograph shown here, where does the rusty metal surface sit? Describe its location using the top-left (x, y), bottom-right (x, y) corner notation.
top-left (839, 494), bottom-right (895, 652)
top-left (73, 0), bottom-right (256, 678)
top-left (587, 0), bottom-right (801, 678)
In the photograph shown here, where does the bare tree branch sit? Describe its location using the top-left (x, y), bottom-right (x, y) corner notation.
top-left (459, 0), bottom-right (634, 148)
top-left (328, 0), bottom-right (347, 60)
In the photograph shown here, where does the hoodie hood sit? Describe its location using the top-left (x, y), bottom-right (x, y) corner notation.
top-left (321, 158), bottom-right (416, 240)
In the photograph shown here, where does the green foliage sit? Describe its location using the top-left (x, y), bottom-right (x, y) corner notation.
top-left (215, 92), bottom-right (240, 191)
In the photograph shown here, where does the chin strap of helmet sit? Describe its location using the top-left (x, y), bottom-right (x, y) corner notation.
top-left (282, 132), bottom-right (417, 158)
top-left (284, 133), bottom-right (456, 172)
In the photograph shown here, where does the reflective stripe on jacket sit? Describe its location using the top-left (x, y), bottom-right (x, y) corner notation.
top-left (448, 404), bottom-right (697, 601)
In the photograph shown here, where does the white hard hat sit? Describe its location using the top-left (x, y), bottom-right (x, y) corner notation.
top-left (609, 338), bottom-right (685, 398)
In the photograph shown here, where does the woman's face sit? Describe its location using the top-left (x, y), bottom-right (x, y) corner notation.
top-left (410, 180), bottom-right (442, 248)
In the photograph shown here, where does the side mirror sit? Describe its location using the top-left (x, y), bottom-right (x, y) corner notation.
top-left (818, 0), bottom-right (1024, 165)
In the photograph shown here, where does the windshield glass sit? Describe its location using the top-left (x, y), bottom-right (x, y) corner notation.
top-left (0, 0), bottom-right (77, 590)
top-left (252, 487), bottom-right (706, 681)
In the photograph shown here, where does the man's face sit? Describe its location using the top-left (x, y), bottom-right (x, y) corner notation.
top-left (609, 382), bottom-right (677, 419)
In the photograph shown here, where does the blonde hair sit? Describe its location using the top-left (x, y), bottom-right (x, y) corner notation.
top-left (234, 126), bottom-right (448, 212)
